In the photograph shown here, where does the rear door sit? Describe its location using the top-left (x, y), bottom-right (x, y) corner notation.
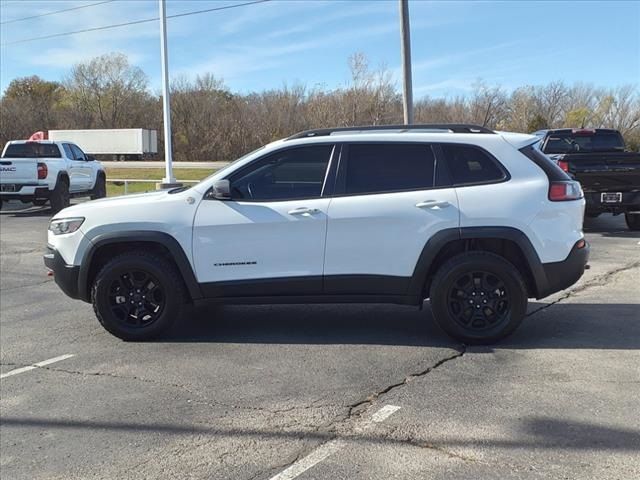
top-left (192, 144), bottom-right (336, 297)
top-left (323, 142), bottom-right (459, 296)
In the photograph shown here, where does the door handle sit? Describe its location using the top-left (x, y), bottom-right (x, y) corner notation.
top-left (288, 207), bottom-right (320, 215)
top-left (416, 200), bottom-right (450, 209)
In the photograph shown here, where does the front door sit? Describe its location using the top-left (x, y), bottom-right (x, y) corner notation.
top-left (192, 144), bottom-right (336, 297)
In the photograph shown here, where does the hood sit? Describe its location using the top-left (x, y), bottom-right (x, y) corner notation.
top-left (52, 189), bottom-right (171, 219)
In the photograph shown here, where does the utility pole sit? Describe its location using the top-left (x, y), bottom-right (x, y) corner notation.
top-left (158, 0), bottom-right (177, 187)
top-left (399, 0), bottom-right (414, 125)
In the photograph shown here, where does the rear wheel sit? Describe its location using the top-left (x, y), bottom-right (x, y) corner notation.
top-left (90, 173), bottom-right (107, 200)
top-left (91, 251), bottom-right (184, 341)
top-left (49, 178), bottom-right (70, 213)
top-left (429, 252), bottom-right (528, 344)
top-left (625, 212), bottom-right (640, 231)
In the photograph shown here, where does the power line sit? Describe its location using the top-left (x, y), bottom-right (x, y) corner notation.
top-left (1, 0), bottom-right (270, 46)
top-left (0, 1), bottom-right (116, 25)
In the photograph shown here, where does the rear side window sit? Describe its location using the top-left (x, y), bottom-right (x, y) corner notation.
top-left (440, 144), bottom-right (506, 185)
top-left (344, 143), bottom-right (436, 195)
top-left (2, 143), bottom-right (61, 158)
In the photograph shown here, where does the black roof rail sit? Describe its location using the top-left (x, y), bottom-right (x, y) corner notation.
top-left (286, 123), bottom-right (495, 140)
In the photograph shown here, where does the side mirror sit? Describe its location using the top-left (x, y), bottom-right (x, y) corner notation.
top-left (86, 155), bottom-right (96, 162)
top-left (211, 179), bottom-right (230, 199)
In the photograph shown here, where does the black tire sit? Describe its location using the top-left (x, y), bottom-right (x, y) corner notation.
top-left (429, 252), bottom-right (528, 345)
top-left (49, 177), bottom-right (70, 213)
top-left (90, 173), bottom-right (107, 200)
top-left (625, 213), bottom-right (640, 231)
top-left (91, 251), bottom-right (184, 341)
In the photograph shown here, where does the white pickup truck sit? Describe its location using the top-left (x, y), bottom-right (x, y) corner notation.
top-left (0, 140), bottom-right (106, 213)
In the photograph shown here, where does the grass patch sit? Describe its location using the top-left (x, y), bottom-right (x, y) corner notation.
top-left (105, 167), bottom-right (215, 196)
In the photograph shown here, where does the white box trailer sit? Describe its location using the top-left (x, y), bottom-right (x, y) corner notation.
top-left (48, 129), bottom-right (158, 159)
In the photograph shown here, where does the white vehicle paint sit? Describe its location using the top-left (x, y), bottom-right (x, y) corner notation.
top-left (45, 125), bottom-right (589, 343)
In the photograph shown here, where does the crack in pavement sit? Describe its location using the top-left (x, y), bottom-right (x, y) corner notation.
top-left (345, 346), bottom-right (466, 420)
top-left (526, 261), bottom-right (640, 318)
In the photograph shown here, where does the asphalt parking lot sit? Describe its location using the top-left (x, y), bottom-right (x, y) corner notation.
top-left (1, 205), bottom-right (639, 480)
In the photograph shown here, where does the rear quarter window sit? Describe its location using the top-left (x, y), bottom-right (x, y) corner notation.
top-left (440, 144), bottom-right (507, 185)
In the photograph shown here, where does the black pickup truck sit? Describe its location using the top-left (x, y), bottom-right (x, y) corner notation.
top-left (535, 128), bottom-right (640, 230)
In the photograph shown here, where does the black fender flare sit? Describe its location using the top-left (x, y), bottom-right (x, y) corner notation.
top-left (407, 226), bottom-right (548, 300)
top-left (78, 231), bottom-right (202, 302)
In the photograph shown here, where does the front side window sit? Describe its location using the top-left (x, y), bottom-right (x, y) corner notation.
top-left (440, 144), bottom-right (506, 185)
top-left (228, 145), bottom-right (333, 201)
top-left (343, 143), bottom-right (436, 195)
top-left (70, 144), bottom-right (86, 161)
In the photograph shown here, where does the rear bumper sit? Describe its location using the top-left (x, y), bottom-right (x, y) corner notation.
top-left (536, 240), bottom-right (589, 298)
top-left (1, 184), bottom-right (50, 201)
top-left (584, 190), bottom-right (640, 214)
top-left (44, 246), bottom-right (81, 300)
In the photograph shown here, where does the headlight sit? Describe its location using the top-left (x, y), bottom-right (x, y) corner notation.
top-left (48, 217), bottom-right (85, 235)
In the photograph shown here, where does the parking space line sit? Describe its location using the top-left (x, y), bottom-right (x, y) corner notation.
top-left (371, 404), bottom-right (401, 423)
top-left (0, 354), bottom-right (75, 379)
top-left (268, 404), bottom-right (401, 480)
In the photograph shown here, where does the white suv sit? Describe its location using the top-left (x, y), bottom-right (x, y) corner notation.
top-left (44, 124), bottom-right (589, 344)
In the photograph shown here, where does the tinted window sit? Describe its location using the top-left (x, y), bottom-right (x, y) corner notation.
top-left (62, 144), bottom-right (74, 159)
top-left (344, 144), bottom-right (435, 195)
top-left (70, 144), bottom-right (86, 161)
top-left (441, 144), bottom-right (506, 185)
top-left (229, 145), bottom-right (333, 201)
top-left (542, 131), bottom-right (625, 153)
top-left (2, 142), bottom-right (61, 158)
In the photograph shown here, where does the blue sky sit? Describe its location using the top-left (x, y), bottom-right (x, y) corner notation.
top-left (1, 0), bottom-right (639, 97)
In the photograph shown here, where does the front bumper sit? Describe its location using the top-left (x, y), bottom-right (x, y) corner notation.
top-left (44, 246), bottom-right (81, 300)
top-left (537, 239), bottom-right (590, 298)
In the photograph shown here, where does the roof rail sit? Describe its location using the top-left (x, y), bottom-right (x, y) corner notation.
top-left (286, 123), bottom-right (495, 140)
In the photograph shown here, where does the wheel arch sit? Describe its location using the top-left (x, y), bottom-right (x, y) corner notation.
top-left (409, 226), bottom-right (548, 301)
top-left (78, 231), bottom-right (202, 302)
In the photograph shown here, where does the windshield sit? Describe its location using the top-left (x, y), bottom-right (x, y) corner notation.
top-left (2, 142), bottom-right (62, 158)
top-left (542, 131), bottom-right (625, 154)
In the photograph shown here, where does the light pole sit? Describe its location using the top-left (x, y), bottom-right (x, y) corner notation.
top-left (158, 0), bottom-right (177, 187)
top-left (399, 0), bottom-right (414, 125)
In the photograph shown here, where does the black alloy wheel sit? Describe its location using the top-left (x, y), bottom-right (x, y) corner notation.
top-left (108, 270), bottom-right (166, 328)
top-left (447, 270), bottom-right (510, 332)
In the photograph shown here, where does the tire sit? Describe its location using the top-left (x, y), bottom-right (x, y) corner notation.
top-left (49, 177), bottom-right (70, 214)
top-left (90, 173), bottom-right (107, 200)
top-left (625, 213), bottom-right (640, 231)
top-left (91, 250), bottom-right (184, 341)
top-left (429, 251), bottom-right (528, 345)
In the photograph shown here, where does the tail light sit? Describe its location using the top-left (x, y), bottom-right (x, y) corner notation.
top-left (549, 181), bottom-right (583, 201)
top-left (557, 160), bottom-right (569, 172)
top-left (37, 162), bottom-right (48, 179)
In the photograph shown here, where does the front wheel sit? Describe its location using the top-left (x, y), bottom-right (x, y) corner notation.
top-left (429, 252), bottom-right (528, 344)
top-left (625, 212), bottom-right (640, 231)
top-left (91, 251), bottom-right (184, 341)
